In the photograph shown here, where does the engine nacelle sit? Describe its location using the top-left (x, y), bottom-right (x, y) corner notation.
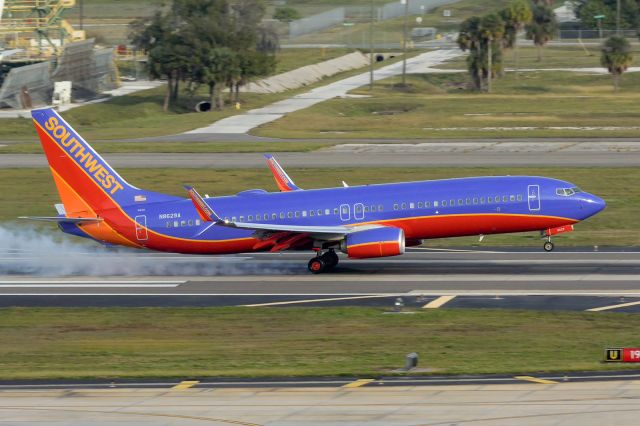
top-left (342, 227), bottom-right (405, 259)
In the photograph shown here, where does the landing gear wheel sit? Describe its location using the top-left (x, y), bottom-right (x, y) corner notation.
top-left (308, 257), bottom-right (326, 274)
top-left (323, 250), bottom-right (339, 268)
top-left (543, 241), bottom-right (555, 252)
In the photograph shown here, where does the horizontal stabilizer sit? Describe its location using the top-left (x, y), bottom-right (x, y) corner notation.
top-left (19, 216), bottom-right (103, 224)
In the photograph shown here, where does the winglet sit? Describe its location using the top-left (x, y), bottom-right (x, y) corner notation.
top-left (184, 185), bottom-right (221, 223)
top-left (264, 154), bottom-right (301, 192)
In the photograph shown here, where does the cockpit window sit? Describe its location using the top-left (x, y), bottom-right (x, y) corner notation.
top-left (556, 187), bottom-right (583, 196)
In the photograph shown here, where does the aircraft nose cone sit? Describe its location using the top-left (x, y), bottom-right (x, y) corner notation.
top-left (582, 194), bottom-right (606, 217)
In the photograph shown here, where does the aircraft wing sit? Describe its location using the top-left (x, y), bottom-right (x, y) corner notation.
top-left (184, 185), bottom-right (383, 250)
top-left (264, 154), bottom-right (301, 192)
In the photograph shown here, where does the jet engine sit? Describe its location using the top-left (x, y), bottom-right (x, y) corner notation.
top-left (341, 227), bottom-right (405, 259)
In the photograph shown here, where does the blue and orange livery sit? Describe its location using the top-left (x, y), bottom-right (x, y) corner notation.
top-left (25, 108), bottom-right (606, 273)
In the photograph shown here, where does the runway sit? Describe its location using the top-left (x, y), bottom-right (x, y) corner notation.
top-left (3, 146), bottom-right (640, 167)
top-left (1, 376), bottom-right (640, 425)
top-left (2, 249), bottom-right (640, 311)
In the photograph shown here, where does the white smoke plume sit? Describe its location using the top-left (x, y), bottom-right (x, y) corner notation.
top-left (0, 225), bottom-right (303, 276)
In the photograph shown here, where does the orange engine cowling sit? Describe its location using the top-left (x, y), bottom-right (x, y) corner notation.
top-left (342, 227), bottom-right (405, 259)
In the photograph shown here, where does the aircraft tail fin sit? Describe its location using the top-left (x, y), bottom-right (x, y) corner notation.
top-left (31, 108), bottom-right (142, 216)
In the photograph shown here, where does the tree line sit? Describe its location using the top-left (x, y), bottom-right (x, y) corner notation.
top-left (129, 0), bottom-right (278, 112)
top-left (457, 0), bottom-right (632, 92)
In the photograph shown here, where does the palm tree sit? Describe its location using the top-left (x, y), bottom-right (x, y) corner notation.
top-left (526, 2), bottom-right (557, 61)
top-left (479, 13), bottom-right (505, 93)
top-left (500, 0), bottom-right (532, 75)
top-left (601, 35), bottom-right (633, 91)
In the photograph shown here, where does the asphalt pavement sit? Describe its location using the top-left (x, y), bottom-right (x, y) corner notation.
top-left (2, 249), bottom-right (640, 311)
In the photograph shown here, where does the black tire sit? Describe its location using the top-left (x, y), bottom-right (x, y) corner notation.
top-left (322, 251), bottom-right (339, 267)
top-left (308, 257), bottom-right (326, 274)
top-left (543, 241), bottom-right (554, 252)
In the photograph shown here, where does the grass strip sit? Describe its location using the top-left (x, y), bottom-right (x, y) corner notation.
top-left (0, 307), bottom-right (637, 380)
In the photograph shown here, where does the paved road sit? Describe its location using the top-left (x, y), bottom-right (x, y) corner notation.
top-left (184, 49), bottom-right (462, 135)
top-left (3, 250), bottom-right (640, 311)
top-left (2, 377), bottom-right (640, 425)
top-left (4, 142), bottom-right (640, 168)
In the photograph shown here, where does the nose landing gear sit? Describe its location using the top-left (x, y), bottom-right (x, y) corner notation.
top-left (308, 249), bottom-right (339, 274)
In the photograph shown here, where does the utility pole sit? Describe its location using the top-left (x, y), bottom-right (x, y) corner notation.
top-left (616, 0), bottom-right (621, 35)
top-left (401, 0), bottom-right (409, 86)
top-left (369, 0), bottom-right (374, 90)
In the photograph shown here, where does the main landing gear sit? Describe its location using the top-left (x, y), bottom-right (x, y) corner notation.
top-left (308, 250), bottom-right (339, 274)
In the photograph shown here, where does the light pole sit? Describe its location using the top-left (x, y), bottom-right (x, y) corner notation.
top-left (616, 0), bottom-right (621, 35)
top-left (594, 15), bottom-right (605, 39)
top-left (369, 0), bottom-right (374, 90)
top-left (401, 0), bottom-right (409, 86)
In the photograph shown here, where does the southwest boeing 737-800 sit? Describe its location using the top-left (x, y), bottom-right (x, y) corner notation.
top-left (25, 108), bottom-right (606, 273)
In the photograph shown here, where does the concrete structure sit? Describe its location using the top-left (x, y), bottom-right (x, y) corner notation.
top-left (244, 51), bottom-right (370, 94)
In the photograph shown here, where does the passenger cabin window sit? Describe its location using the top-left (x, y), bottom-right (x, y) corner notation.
top-left (517, 195), bottom-right (523, 201)
top-left (195, 219), bottom-right (201, 226)
top-left (280, 212), bottom-right (285, 219)
top-left (394, 203), bottom-right (399, 211)
top-left (442, 200), bottom-right (447, 207)
top-left (378, 205), bottom-right (383, 211)
top-left (310, 210), bottom-right (315, 217)
top-left (510, 195), bottom-right (515, 202)
top-left (409, 202), bottom-right (415, 209)
top-left (433, 201), bottom-right (438, 207)
top-left (287, 212), bottom-right (293, 218)
top-left (418, 202), bottom-right (423, 208)
top-left (401, 202), bottom-right (407, 209)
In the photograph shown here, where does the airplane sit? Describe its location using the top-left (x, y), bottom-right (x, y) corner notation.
top-left (24, 107), bottom-right (606, 274)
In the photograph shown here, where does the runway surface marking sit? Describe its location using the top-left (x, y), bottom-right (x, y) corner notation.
top-left (0, 280), bottom-right (185, 284)
top-left (423, 295), bottom-right (457, 309)
top-left (185, 274), bottom-right (640, 282)
top-left (242, 295), bottom-right (392, 307)
top-left (342, 379), bottom-right (375, 388)
top-left (586, 300), bottom-right (640, 312)
top-left (514, 375), bottom-right (559, 385)
top-left (408, 247), bottom-right (504, 253)
top-left (171, 380), bottom-right (200, 390)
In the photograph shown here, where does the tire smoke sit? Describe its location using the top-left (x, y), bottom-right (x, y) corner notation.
top-left (0, 225), bottom-right (302, 276)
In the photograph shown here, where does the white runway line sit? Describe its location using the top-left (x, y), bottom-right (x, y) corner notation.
top-left (0, 280), bottom-right (184, 288)
top-left (586, 300), bottom-right (640, 312)
top-left (185, 274), bottom-right (640, 282)
top-left (242, 295), bottom-right (392, 307)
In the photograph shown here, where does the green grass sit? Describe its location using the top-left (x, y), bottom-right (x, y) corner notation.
top-left (275, 48), bottom-right (355, 73)
top-left (253, 71), bottom-right (640, 139)
top-left (0, 307), bottom-right (637, 380)
top-left (2, 167), bottom-right (638, 247)
top-left (0, 141), bottom-right (335, 154)
top-left (437, 44), bottom-right (640, 70)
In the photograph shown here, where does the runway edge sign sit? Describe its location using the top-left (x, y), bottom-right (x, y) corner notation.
top-left (605, 348), bottom-right (640, 362)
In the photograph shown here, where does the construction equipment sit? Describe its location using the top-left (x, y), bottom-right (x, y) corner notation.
top-left (0, 0), bottom-right (85, 60)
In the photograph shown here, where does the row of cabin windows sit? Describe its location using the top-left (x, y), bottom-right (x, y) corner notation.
top-left (222, 204), bottom-right (385, 223)
top-left (392, 194), bottom-right (523, 211)
top-left (166, 219), bottom-right (201, 228)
